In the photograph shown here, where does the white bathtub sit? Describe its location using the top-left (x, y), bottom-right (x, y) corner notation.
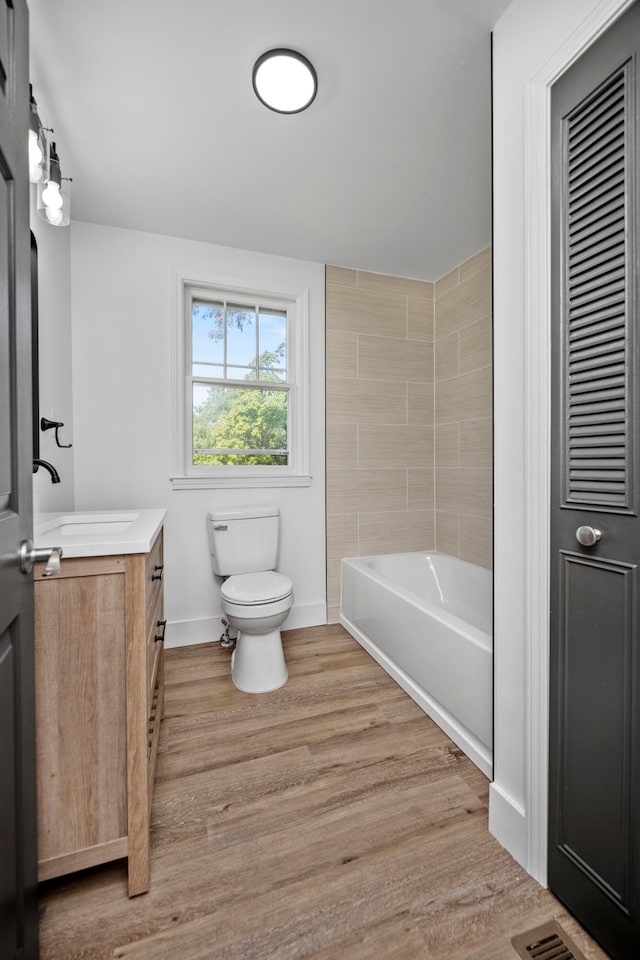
top-left (340, 551), bottom-right (493, 777)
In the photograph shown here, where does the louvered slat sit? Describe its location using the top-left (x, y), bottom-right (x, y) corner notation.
top-left (569, 167), bottom-right (624, 215)
top-left (569, 312), bottom-right (624, 339)
top-left (570, 412), bottom-right (625, 428)
top-left (569, 186), bottom-right (624, 227)
top-left (571, 372), bottom-right (625, 392)
top-left (569, 293), bottom-right (624, 322)
top-left (568, 320), bottom-right (625, 348)
top-left (569, 105), bottom-right (624, 158)
top-left (568, 71), bottom-right (624, 135)
top-left (569, 234), bottom-right (624, 270)
top-left (571, 462), bottom-right (625, 473)
top-left (564, 66), bottom-right (629, 506)
top-left (569, 125), bottom-right (625, 173)
top-left (570, 351), bottom-right (625, 373)
top-left (569, 214), bottom-right (625, 257)
top-left (568, 140), bottom-right (624, 190)
top-left (571, 432), bottom-right (625, 443)
top-left (570, 275), bottom-right (624, 309)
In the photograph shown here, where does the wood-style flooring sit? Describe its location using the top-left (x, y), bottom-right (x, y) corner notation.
top-left (38, 624), bottom-right (611, 960)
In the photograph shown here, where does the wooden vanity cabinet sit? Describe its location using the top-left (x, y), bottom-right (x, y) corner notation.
top-left (33, 528), bottom-right (164, 897)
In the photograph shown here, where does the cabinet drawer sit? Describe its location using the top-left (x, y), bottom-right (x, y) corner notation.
top-left (145, 529), bottom-right (164, 622)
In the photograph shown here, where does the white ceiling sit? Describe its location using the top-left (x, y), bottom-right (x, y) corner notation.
top-left (28, 0), bottom-right (511, 282)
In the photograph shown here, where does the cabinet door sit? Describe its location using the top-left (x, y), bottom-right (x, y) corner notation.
top-left (35, 563), bottom-right (127, 876)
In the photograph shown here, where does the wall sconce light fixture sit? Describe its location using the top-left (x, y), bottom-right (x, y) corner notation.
top-left (30, 84), bottom-right (72, 227)
top-left (28, 85), bottom-right (45, 183)
top-left (252, 49), bottom-right (317, 114)
top-left (36, 141), bottom-right (71, 227)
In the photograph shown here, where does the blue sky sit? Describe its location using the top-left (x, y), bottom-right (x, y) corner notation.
top-left (192, 302), bottom-right (286, 378)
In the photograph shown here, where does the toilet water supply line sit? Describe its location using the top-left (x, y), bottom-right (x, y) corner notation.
top-left (220, 619), bottom-right (237, 649)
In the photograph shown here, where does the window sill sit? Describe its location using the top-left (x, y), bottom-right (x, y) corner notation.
top-left (170, 474), bottom-right (312, 490)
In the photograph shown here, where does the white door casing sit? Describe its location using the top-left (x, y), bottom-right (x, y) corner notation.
top-left (502, 0), bottom-right (636, 886)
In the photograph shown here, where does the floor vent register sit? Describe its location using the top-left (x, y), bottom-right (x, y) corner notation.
top-left (512, 920), bottom-right (589, 960)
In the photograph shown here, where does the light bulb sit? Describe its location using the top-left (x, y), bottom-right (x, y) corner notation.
top-left (45, 206), bottom-right (64, 226)
top-left (253, 50), bottom-right (317, 113)
top-left (41, 180), bottom-right (63, 210)
top-left (28, 128), bottom-right (43, 167)
top-left (29, 162), bottom-right (43, 184)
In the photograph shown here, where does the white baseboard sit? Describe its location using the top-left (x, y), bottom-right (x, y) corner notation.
top-left (488, 781), bottom-right (527, 870)
top-left (283, 601), bottom-right (327, 631)
top-left (164, 600), bottom-right (327, 650)
top-left (164, 617), bottom-right (218, 649)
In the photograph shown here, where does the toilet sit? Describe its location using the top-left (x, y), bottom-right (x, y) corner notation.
top-left (207, 505), bottom-right (293, 693)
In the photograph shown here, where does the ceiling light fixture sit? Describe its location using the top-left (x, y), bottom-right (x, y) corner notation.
top-left (252, 48), bottom-right (317, 114)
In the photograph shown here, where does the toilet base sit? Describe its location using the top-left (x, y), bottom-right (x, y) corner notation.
top-left (231, 629), bottom-right (288, 694)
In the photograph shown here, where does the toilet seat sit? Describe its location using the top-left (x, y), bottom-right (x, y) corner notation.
top-left (221, 594), bottom-right (293, 623)
top-left (221, 571), bottom-right (293, 605)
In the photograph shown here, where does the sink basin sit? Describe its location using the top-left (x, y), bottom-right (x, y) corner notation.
top-left (39, 514), bottom-right (139, 539)
top-left (33, 509), bottom-right (166, 559)
top-left (59, 520), bottom-right (135, 536)
top-left (36, 513), bottom-right (139, 537)
top-left (37, 512), bottom-right (139, 536)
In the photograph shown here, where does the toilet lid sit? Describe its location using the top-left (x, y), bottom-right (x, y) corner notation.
top-left (221, 571), bottom-right (293, 605)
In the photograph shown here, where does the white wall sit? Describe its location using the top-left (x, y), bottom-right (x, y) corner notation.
top-left (31, 195), bottom-right (75, 514)
top-left (491, 0), bottom-right (631, 877)
top-left (69, 223), bottom-right (326, 646)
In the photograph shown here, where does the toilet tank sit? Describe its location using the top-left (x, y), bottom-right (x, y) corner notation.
top-left (207, 505), bottom-right (279, 576)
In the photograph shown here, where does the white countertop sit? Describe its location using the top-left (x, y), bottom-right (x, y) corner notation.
top-left (34, 509), bottom-right (167, 558)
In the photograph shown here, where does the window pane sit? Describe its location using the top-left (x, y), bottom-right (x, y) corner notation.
top-left (192, 300), bottom-right (225, 368)
top-left (194, 452), bottom-right (288, 466)
top-left (225, 365), bottom-right (254, 381)
top-left (192, 383), bottom-right (288, 465)
top-left (192, 363), bottom-right (224, 378)
top-left (226, 304), bottom-right (256, 369)
top-left (259, 308), bottom-right (287, 380)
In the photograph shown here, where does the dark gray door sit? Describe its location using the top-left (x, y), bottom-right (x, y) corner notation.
top-left (0, 1), bottom-right (39, 958)
top-left (549, 4), bottom-right (640, 959)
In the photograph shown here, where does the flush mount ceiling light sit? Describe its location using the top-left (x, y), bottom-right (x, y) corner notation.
top-left (252, 48), bottom-right (317, 114)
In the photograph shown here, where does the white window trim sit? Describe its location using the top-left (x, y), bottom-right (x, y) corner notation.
top-left (170, 268), bottom-right (311, 489)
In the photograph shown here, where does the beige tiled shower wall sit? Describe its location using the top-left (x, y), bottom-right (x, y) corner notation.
top-left (325, 247), bottom-right (492, 624)
top-left (434, 247), bottom-right (493, 569)
top-left (325, 266), bottom-right (436, 623)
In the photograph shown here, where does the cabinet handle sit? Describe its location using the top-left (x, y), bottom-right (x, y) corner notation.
top-left (154, 620), bottom-right (167, 643)
top-left (151, 564), bottom-right (164, 581)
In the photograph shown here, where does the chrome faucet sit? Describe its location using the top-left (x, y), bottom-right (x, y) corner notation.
top-left (33, 459), bottom-right (61, 483)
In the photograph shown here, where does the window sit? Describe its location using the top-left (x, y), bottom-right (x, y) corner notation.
top-left (191, 298), bottom-right (289, 466)
top-left (171, 272), bottom-right (310, 489)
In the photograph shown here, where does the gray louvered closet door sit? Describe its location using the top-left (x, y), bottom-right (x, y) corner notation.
top-left (549, 4), bottom-right (640, 959)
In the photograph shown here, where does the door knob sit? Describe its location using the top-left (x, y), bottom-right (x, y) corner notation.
top-left (576, 526), bottom-right (601, 547)
top-left (19, 540), bottom-right (63, 576)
